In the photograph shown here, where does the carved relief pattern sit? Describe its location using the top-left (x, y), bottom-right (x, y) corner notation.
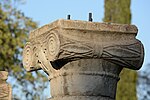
top-left (52, 36), bottom-right (143, 70)
top-left (23, 31), bottom-right (61, 73)
top-left (57, 40), bottom-right (94, 61)
top-left (23, 42), bottom-right (41, 71)
top-left (23, 29), bottom-right (144, 71)
top-left (102, 41), bottom-right (143, 70)
top-left (43, 30), bottom-right (60, 61)
top-left (23, 42), bottom-right (33, 71)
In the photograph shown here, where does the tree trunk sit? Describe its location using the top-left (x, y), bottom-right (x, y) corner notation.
top-left (103, 0), bottom-right (137, 100)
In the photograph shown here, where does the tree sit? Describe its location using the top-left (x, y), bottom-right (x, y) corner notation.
top-left (103, 0), bottom-right (131, 24)
top-left (0, 0), bottom-right (48, 99)
top-left (103, 0), bottom-right (137, 100)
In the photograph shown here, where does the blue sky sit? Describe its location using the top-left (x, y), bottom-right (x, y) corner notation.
top-left (18, 0), bottom-right (103, 25)
top-left (16, 0), bottom-right (150, 98)
top-left (132, 1), bottom-right (150, 71)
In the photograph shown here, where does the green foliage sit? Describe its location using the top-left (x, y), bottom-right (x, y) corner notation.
top-left (103, 0), bottom-right (137, 100)
top-left (117, 69), bottom-right (137, 100)
top-left (103, 0), bottom-right (131, 24)
top-left (0, 0), bottom-right (49, 99)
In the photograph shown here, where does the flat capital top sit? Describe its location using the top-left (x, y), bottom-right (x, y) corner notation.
top-left (29, 19), bottom-right (138, 40)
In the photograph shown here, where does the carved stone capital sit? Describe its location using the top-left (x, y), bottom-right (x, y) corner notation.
top-left (0, 71), bottom-right (12, 100)
top-left (23, 19), bottom-right (144, 100)
top-left (23, 19), bottom-right (144, 73)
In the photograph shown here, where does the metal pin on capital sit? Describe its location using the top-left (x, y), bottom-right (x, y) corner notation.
top-left (89, 13), bottom-right (93, 22)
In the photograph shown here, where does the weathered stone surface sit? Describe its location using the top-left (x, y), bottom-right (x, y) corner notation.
top-left (23, 19), bottom-right (144, 100)
top-left (0, 71), bottom-right (12, 100)
top-left (49, 59), bottom-right (121, 100)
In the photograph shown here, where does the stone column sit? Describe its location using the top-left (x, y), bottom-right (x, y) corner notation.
top-left (0, 71), bottom-right (12, 100)
top-left (23, 19), bottom-right (144, 100)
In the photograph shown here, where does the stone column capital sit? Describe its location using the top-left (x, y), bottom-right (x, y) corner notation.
top-left (23, 19), bottom-right (144, 100)
top-left (23, 19), bottom-right (144, 74)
